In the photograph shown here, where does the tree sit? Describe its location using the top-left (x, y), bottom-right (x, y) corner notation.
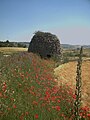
top-left (6, 40), bottom-right (9, 43)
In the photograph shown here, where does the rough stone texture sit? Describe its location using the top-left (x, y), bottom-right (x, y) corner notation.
top-left (28, 31), bottom-right (61, 59)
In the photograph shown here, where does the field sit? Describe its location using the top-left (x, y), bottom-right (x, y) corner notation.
top-left (54, 60), bottom-right (90, 108)
top-left (0, 47), bottom-right (90, 120)
top-left (0, 47), bottom-right (28, 55)
top-left (62, 48), bottom-right (90, 62)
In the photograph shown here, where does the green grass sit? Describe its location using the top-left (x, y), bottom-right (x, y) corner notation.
top-left (0, 52), bottom-right (90, 120)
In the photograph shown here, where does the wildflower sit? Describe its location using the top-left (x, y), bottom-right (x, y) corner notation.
top-left (45, 91), bottom-right (50, 98)
top-left (35, 74), bottom-right (38, 79)
top-left (83, 116), bottom-right (86, 118)
top-left (20, 114), bottom-right (24, 120)
top-left (52, 106), bottom-right (55, 109)
top-left (81, 106), bottom-right (89, 111)
top-left (25, 112), bottom-right (29, 115)
top-left (32, 101), bottom-right (38, 105)
top-left (35, 114), bottom-right (38, 119)
top-left (72, 94), bottom-right (76, 99)
top-left (51, 96), bottom-right (56, 102)
top-left (13, 105), bottom-right (16, 109)
top-left (87, 113), bottom-right (90, 117)
top-left (79, 113), bottom-right (83, 117)
top-left (2, 83), bottom-right (7, 92)
top-left (57, 99), bottom-right (60, 103)
top-left (55, 106), bottom-right (60, 111)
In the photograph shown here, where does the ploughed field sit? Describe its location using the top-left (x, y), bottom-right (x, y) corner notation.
top-left (54, 60), bottom-right (90, 108)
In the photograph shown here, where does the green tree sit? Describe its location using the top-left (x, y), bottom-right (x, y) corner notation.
top-left (6, 40), bottom-right (9, 43)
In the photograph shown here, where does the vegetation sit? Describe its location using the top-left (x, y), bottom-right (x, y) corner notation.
top-left (62, 48), bottom-right (90, 63)
top-left (0, 47), bottom-right (90, 120)
top-left (74, 47), bottom-right (83, 120)
top-left (0, 47), bottom-right (27, 55)
top-left (54, 48), bottom-right (90, 120)
top-left (0, 40), bottom-right (27, 48)
top-left (0, 52), bottom-right (74, 120)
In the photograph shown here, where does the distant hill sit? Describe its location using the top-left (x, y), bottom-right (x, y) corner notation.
top-left (1, 41), bottom-right (90, 49)
top-left (18, 42), bottom-right (90, 49)
top-left (18, 42), bottom-right (29, 48)
top-left (83, 45), bottom-right (90, 49)
top-left (61, 44), bottom-right (81, 49)
top-left (61, 44), bottom-right (90, 49)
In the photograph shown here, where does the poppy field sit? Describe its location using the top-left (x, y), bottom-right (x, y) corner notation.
top-left (0, 51), bottom-right (90, 120)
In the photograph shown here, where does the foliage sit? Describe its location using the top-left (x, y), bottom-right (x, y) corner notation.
top-left (0, 52), bottom-right (90, 120)
top-left (74, 46), bottom-right (88, 120)
top-left (62, 48), bottom-right (90, 63)
top-left (0, 41), bottom-right (14, 47)
top-left (17, 43), bottom-right (27, 48)
top-left (62, 57), bottom-right (69, 64)
top-left (0, 41), bottom-right (27, 48)
top-left (0, 52), bottom-right (73, 120)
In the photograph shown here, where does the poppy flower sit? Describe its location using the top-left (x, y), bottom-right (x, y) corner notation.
top-left (35, 114), bottom-right (38, 119)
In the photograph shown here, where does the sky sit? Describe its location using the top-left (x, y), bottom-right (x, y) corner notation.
top-left (0, 0), bottom-right (90, 45)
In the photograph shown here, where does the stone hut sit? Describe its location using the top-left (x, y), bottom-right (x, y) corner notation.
top-left (28, 31), bottom-right (61, 59)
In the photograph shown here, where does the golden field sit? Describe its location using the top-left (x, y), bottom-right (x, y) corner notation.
top-left (0, 47), bottom-right (28, 54)
top-left (54, 60), bottom-right (90, 108)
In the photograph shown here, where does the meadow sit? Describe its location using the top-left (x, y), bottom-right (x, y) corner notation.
top-left (0, 47), bottom-right (90, 120)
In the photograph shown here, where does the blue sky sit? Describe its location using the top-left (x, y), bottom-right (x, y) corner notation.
top-left (0, 0), bottom-right (90, 45)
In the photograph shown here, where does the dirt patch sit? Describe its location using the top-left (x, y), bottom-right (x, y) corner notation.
top-left (54, 60), bottom-right (90, 107)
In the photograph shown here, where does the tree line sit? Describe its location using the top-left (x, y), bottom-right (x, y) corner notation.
top-left (0, 40), bottom-right (27, 48)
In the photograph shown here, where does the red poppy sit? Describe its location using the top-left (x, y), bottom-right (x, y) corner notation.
top-left (87, 113), bottom-right (90, 117)
top-left (35, 114), bottom-right (38, 119)
top-left (13, 105), bottom-right (16, 109)
top-left (25, 112), bottom-right (29, 115)
top-left (57, 100), bottom-right (61, 103)
top-left (55, 106), bottom-right (60, 111)
top-left (32, 101), bottom-right (38, 105)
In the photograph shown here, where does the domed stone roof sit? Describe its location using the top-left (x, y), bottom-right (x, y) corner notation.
top-left (28, 31), bottom-right (61, 59)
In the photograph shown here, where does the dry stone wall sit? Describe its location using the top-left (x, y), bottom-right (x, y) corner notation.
top-left (28, 31), bottom-right (61, 60)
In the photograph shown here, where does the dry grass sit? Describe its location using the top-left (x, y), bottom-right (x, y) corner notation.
top-left (0, 47), bottom-right (28, 54)
top-left (54, 60), bottom-right (90, 108)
